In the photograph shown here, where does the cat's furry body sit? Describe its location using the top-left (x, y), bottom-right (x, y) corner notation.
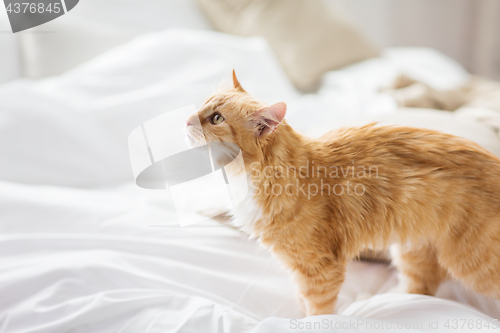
top-left (186, 72), bottom-right (500, 316)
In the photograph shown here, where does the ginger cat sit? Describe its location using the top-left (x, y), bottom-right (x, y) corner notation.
top-left (186, 71), bottom-right (500, 316)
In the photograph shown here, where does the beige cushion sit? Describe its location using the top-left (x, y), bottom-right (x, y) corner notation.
top-left (196, 0), bottom-right (380, 91)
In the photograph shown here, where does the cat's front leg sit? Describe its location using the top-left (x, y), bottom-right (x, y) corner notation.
top-left (293, 257), bottom-right (347, 316)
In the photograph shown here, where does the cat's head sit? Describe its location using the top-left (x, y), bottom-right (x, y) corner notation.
top-left (186, 70), bottom-right (286, 169)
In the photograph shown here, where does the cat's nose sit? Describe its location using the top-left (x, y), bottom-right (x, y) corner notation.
top-left (186, 120), bottom-right (194, 127)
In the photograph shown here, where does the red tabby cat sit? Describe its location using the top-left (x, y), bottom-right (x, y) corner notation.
top-left (186, 71), bottom-right (500, 316)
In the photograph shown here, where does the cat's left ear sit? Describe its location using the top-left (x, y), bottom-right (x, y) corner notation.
top-left (254, 102), bottom-right (287, 137)
top-left (232, 69), bottom-right (246, 93)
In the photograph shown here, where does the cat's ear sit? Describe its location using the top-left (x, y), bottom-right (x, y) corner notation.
top-left (232, 69), bottom-right (246, 93)
top-left (253, 102), bottom-right (287, 137)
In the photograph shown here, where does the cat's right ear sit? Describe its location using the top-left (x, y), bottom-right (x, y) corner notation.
top-left (232, 69), bottom-right (246, 93)
top-left (253, 102), bottom-right (287, 137)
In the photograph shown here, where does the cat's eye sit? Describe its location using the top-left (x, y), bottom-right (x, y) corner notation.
top-left (211, 113), bottom-right (224, 125)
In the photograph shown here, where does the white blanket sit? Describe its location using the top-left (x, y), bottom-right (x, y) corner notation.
top-left (1, 29), bottom-right (499, 332)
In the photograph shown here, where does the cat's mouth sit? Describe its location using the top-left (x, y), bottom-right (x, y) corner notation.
top-left (185, 128), bottom-right (204, 147)
top-left (186, 133), bottom-right (197, 146)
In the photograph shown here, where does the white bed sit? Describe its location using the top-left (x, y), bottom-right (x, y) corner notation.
top-left (2, 8), bottom-right (500, 333)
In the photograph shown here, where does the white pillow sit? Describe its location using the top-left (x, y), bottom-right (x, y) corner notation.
top-left (18, 0), bottom-right (212, 79)
top-left (0, 10), bottom-right (21, 83)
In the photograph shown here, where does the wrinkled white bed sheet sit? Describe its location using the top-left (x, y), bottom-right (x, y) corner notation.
top-left (1, 29), bottom-right (499, 332)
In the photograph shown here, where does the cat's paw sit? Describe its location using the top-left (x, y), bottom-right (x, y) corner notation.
top-left (302, 297), bottom-right (336, 316)
top-left (306, 307), bottom-right (336, 317)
